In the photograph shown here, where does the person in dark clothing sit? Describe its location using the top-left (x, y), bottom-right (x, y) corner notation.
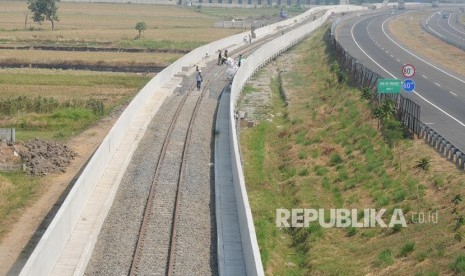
top-left (196, 70), bottom-right (202, 90)
top-left (238, 54), bottom-right (243, 67)
top-left (217, 50), bottom-right (222, 65)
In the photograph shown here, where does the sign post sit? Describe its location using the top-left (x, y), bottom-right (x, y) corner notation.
top-left (377, 79), bottom-right (402, 93)
top-left (402, 64), bottom-right (416, 78)
top-left (403, 79), bottom-right (415, 92)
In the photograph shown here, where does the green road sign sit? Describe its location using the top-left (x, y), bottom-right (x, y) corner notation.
top-left (377, 79), bottom-right (401, 93)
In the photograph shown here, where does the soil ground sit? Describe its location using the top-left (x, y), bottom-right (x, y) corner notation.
top-left (0, 109), bottom-right (121, 275)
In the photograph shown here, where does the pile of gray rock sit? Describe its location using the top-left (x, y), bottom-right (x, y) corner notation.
top-left (17, 138), bottom-right (77, 176)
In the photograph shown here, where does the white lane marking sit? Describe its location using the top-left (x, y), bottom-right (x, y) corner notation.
top-left (350, 16), bottom-right (465, 128)
top-left (396, 59), bottom-right (401, 62)
top-left (435, 82), bottom-right (441, 87)
top-left (436, 15), bottom-right (463, 41)
top-left (382, 17), bottom-right (465, 86)
top-left (426, 12), bottom-right (435, 25)
top-left (424, 122), bottom-right (436, 125)
top-left (422, 75), bottom-right (428, 79)
top-left (429, 26), bottom-right (445, 38)
top-left (450, 91), bottom-right (457, 96)
top-left (448, 12), bottom-right (465, 37)
top-left (390, 55), bottom-right (394, 58)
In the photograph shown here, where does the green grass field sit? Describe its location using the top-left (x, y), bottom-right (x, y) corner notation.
top-left (0, 69), bottom-right (151, 141)
top-left (240, 25), bottom-right (465, 275)
top-left (0, 172), bottom-right (41, 238)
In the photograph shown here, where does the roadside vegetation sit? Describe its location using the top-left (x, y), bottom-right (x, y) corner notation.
top-left (240, 25), bottom-right (465, 275)
top-left (0, 69), bottom-right (150, 141)
top-left (0, 172), bottom-right (41, 238)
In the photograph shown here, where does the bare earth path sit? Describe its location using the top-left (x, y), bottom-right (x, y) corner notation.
top-left (0, 110), bottom-right (122, 275)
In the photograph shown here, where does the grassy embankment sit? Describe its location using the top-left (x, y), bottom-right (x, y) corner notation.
top-left (240, 25), bottom-right (465, 275)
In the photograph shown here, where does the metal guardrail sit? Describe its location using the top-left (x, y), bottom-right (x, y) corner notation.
top-left (331, 18), bottom-right (465, 170)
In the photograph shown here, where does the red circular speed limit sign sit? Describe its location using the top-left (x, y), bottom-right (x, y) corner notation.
top-left (402, 64), bottom-right (415, 78)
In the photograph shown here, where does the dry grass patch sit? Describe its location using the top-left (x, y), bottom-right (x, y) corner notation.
top-left (0, 1), bottom-right (279, 45)
top-left (0, 49), bottom-right (181, 67)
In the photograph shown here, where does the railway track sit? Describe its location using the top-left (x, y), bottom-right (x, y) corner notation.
top-left (128, 57), bottom-right (226, 276)
top-left (86, 9), bottom-right (327, 276)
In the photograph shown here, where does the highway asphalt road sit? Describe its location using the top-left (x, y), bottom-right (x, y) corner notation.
top-left (424, 9), bottom-right (465, 50)
top-left (336, 8), bottom-right (465, 152)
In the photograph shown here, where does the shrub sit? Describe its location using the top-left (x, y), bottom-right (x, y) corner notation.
top-left (399, 242), bottom-right (415, 257)
top-left (344, 179), bottom-right (356, 190)
top-left (346, 227), bottom-right (357, 237)
top-left (298, 168), bottom-right (309, 176)
top-left (329, 153), bottom-right (343, 166)
top-left (393, 188), bottom-right (406, 203)
top-left (432, 173), bottom-right (445, 188)
top-left (455, 215), bottom-right (464, 231)
top-left (314, 166), bottom-right (328, 176)
top-left (416, 251), bottom-right (428, 262)
top-left (322, 177), bottom-right (330, 190)
top-left (298, 151), bottom-right (307, 160)
top-left (0, 96), bottom-right (104, 116)
top-left (384, 119), bottom-right (404, 147)
top-left (337, 167), bottom-right (349, 181)
top-left (452, 194), bottom-right (463, 205)
top-left (392, 223), bottom-right (402, 234)
top-left (307, 223), bottom-right (324, 240)
top-left (295, 130), bottom-right (306, 144)
top-left (310, 149), bottom-right (320, 159)
top-left (450, 254), bottom-right (465, 273)
top-left (378, 249), bottom-right (394, 266)
top-left (375, 193), bottom-right (389, 207)
top-left (416, 157), bottom-right (430, 171)
top-left (361, 87), bottom-right (373, 100)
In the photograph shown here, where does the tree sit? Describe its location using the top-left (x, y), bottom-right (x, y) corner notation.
top-left (27, 0), bottom-right (59, 30)
top-left (135, 22), bottom-right (147, 39)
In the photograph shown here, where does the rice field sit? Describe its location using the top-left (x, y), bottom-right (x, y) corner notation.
top-left (0, 1), bottom-right (305, 139)
top-left (0, 1), bottom-right (287, 46)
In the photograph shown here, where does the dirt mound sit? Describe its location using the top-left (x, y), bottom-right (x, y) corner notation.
top-left (17, 139), bottom-right (78, 176)
top-left (0, 143), bottom-right (22, 164)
